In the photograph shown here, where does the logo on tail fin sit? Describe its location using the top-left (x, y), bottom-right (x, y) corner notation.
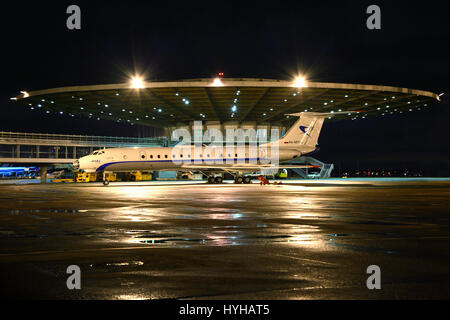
top-left (299, 126), bottom-right (311, 137)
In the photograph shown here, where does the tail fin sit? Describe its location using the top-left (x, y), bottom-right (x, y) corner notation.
top-left (278, 112), bottom-right (327, 148)
top-left (278, 111), bottom-right (358, 147)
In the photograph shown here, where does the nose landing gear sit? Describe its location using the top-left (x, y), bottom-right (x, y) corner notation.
top-left (102, 171), bottom-right (110, 186)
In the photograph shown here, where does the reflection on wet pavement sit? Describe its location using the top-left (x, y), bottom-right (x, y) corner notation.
top-left (0, 179), bottom-right (450, 299)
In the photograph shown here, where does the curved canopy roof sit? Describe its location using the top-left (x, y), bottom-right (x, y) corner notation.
top-left (14, 78), bottom-right (441, 127)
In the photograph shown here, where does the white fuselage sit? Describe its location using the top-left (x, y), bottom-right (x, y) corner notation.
top-left (74, 112), bottom-right (334, 173)
top-left (75, 144), bottom-right (315, 173)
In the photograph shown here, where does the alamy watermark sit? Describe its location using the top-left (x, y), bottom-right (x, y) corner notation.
top-left (366, 265), bottom-right (381, 290)
top-left (66, 5), bottom-right (81, 30)
top-left (170, 123), bottom-right (280, 166)
top-left (65, 5), bottom-right (380, 31)
top-left (366, 5), bottom-right (381, 30)
top-left (66, 265), bottom-right (81, 290)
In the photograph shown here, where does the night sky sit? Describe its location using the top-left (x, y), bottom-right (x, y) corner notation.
top-left (1, 1), bottom-right (449, 174)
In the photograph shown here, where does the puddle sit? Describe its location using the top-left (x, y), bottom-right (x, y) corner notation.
top-left (7, 209), bottom-right (80, 214)
top-left (326, 233), bottom-right (350, 237)
top-left (89, 261), bottom-right (144, 268)
top-left (106, 261), bottom-right (144, 267)
top-left (349, 220), bottom-right (407, 226)
top-left (328, 242), bottom-right (398, 255)
top-left (133, 233), bottom-right (314, 246)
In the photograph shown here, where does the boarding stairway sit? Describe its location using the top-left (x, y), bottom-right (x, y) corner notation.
top-left (287, 157), bottom-right (334, 179)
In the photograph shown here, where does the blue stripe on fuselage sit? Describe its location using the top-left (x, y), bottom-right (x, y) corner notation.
top-left (95, 158), bottom-right (266, 172)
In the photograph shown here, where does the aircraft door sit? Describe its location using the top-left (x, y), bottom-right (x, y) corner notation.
top-left (139, 150), bottom-right (147, 160)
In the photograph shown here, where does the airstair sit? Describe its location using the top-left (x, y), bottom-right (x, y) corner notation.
top-left (288, 157), bottom-right (334, 179)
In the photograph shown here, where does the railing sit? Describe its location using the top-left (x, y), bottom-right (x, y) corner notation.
top-left (288, 157), bottom-right (334, 179)
top-left (0, 131), bottom-right (167, 145)
top-left (0, 132), bottom-right (170, 162)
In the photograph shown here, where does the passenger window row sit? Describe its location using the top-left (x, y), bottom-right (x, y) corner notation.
top-left (140, 153), bottom-right (243, 159)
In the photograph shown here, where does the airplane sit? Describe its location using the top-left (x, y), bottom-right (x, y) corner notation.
top-left (73, 112), bottom-right (353, 185)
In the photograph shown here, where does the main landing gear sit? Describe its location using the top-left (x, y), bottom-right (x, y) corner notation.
top-left (234, 176), bottom-right (252, 184)
top-left (203, 172), bottom-right (251, 185)
top-left (206, 175), bottom-right (251, 184)
top-left (207, 176), bottom-right (223, 184)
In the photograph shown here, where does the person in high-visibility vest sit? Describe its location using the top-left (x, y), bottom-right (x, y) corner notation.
top-left (257, 176), bottom-right (270, 185)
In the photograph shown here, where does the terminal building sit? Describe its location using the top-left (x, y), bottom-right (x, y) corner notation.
top-left (6, 77), bottom-right (441, 182)
top-left (0, 131), bottom-right (167, 182)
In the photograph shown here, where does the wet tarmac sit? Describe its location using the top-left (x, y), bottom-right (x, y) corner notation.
top-left (0, 178), bottom-right (449, 299)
